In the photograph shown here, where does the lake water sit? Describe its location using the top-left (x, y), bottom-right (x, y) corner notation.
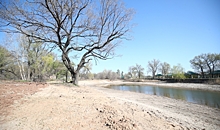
top-left (109, 85), bottom-right (220, 109)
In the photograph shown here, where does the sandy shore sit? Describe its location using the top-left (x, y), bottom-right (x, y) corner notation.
top-left (80, 80), bottom-right (220, 129)
top-left (1, 80), bottom-right (220, 130)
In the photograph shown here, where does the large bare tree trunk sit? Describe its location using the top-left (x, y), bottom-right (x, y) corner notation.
top-left (211, 64), bottom-right (215, 78)
top-left (71, 72), bottom-right (79, 85)
top-left (17, 60), bottom-right (24, 80)
top-left (200, 66), bottom-right (205, 78)
top-left (152, 71), bottom-right (156, 79)
top-left (27, 68), bottom-right (30, 81)
top-left (21, 57), bottom-right (26, 80)
top-left (148, 59), bottom-right (160, 79)
top-left (27, 61), bottom-right (31, 81)
top-left (62, 53), bottom-right (80, 85)
top-left (16, 55), bottom-right (26, 80)
top-left (65, 70), bottom-right (68, 83)
top-left (206, 64), bottom-right (212, 78)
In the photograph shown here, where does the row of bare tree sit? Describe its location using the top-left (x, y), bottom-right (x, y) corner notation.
top-left (126, 54), bottom-right (220, 80)
top-left (125, 60), bottom-right (184, 79)
top-left (90, 60), bottom-right (184, 80)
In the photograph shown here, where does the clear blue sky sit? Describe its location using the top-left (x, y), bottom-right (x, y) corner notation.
top-left (0, 0), bottom-right (219, 76)
top-left (91, 0), bottom-right (220, 75)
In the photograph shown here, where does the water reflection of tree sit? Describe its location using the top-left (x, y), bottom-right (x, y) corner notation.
top-left (137, 86), bottom-right (141, 93)
top-left (160, 88), bottom-right (171, 98)
top-left (173, 89), bottom-right (186, 101)
top-left (163, 93), bottom-right (171, 98)
top-left (153, 87), bottom-right (156, 95)
top-left (139, 86), bottom-right (147, 94)
top-left (216, 103), bottom-right (220, 109)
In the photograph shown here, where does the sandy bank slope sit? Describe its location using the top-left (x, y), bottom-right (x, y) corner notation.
top-left (80, 80), bottom-right (220, 129)
top-left (1, 82), bottom-right (220, 130)
top-left (95, 86), bottom-right (220, 130)
top-left (0, 85), bottom-right (183, 130)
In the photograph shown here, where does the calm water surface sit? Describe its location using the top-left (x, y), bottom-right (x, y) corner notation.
top-left (109, 85), bottom-right (220, 109)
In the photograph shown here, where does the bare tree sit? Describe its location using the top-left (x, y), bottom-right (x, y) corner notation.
top-left (95, 69), bottom-right (107, 79)
top-left (128, 66), bottom-right (133, 78)
top-left (5, 34), bottom-right (27, 80)
top-left (19, 35), bottom-right (51, 81)
top-left (107, 70), bottom-right (118, 80)
top-left (160, 62), bottom-right (170, 77)
top-left (148, 59), bottom-right (160, 79)
top-left (134, 64), bottom-right (144, 79)
top-left (201, 53), bottom-right (220, 78)
top-left (128, 66), bottom-right (139, 79)
top-left (190, 53), bottom-right (220, 78)
top-left (11, 34), bottom-right (52, 81)
top-left (94, 69), bottom-right (117, 80)
top-left (0, 45), bottom-right (19, 79)
top-left (127, 64), bottom-right (144, 79)
top-left (0, 0), bottom-right (134, 85)
top-left (116, 69), bottom-right (120, 79)
top-left (190, 55), bottom-right (206, 78)
top-left (14, 46), bottom-right (26, 80)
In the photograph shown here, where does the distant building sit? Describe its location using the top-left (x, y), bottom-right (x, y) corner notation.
top-left (185, 71), bottom-right (200, 78)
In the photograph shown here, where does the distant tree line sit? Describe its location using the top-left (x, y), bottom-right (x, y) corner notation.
top-left (94, 70), bottom-right (119, 80)
top-left (0, 35), bottom-right (100, 82)
top-left (93, 53), bottom-right (220, 81)
top-left (1, 42), bottom-right (219, 82)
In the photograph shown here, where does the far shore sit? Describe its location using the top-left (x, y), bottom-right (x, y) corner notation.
top-left (78, 79), bottom-right (220, 92)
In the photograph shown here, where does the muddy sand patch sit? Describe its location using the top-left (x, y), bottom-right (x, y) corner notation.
top-left (0, 81), bottom-right (48, 121)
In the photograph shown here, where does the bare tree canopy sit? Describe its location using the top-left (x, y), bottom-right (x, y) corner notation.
top-left (127, 64), bottom-right (144, 79)
top-left (134, 64), bottom-right (144, 79)
top-left (0, 0), bottom-right (134, 85)
top-left (201, 53), bottom-right (220, 78)
top-left (148, 59), bottom-right (160, 79)
top-left (159, 62), bottom-right (170, 77)
top-left (190, 55), bottom-right (206, 78)
top-left (190, 53), bottom-right (220, 78)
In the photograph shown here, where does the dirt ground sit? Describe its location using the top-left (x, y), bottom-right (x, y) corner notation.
top-left (0, 80), bottom-right (220, 130)
top-left (0, 81), bottom-right (48, 121)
